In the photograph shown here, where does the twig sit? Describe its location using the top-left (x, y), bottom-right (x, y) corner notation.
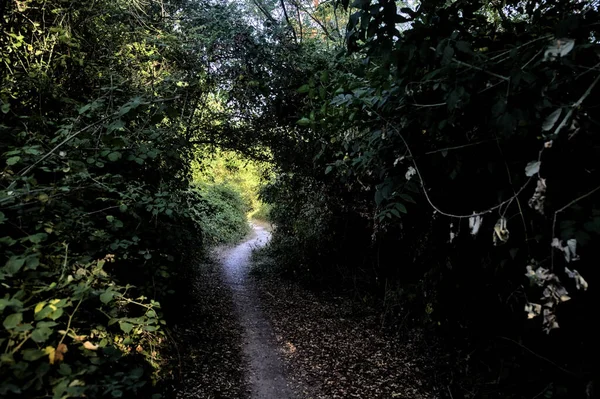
top-left (488, 35), bottom-right (552, 61)
top-left (551, 184), bottom-right (600, 268)
top-left (424, 139), bottom-right (498, 155)
top-left (411, 102), bottom-right (446, 108)
top-left (290, 0), bottom-right (337, 42)
top-left (430, 47), bottom-right (510, 81)
top-left (496, 138), bottom-right (530, 246)
top-left (521, 49), bottom-right (543, 70)
top-left (58, 298), bottom-right (83, 346)
top-left (395, 125), bottom-right (533, 219)
top-left (555, 184), bottom-right (600, 215)
top-left (164, 327), bottom-right (183, 381)
top-left (552, 73), bottom-right (600, 136)
top-left (359, 102), bottom-right (536, 218)
top-left (84, 205), bottom-right (121, 216)
top-left (279, 0), bottom-right (298, 44)
top-left (17, 116), bottom-right (112, 177)
top-left (497, 336), bottom-right (577, 376)
top-left (532, 384), bottom-right (552, 399)
top-left (452, 58), bottom-right (510, 81)
top-left (18, 96), bottom-right (180, 177)
top-left (11, 334), bottom-right (31, 355)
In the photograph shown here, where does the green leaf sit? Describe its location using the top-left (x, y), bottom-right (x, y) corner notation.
top-left (106, 119), bottom-right (125, 132)
top-left (31, 326), bottom-right (53, 343)
top-left (119, 204), bottom-right (128, 212)
top-left (107, 152), bottom-right (121, 162)
top-left (106, 215), bottom-right (115, 222)
top-left (325, 166), bottom-right (333, 175)
top-left (320, 71), bottom-right (329, 83)
top-left (297, 84), bottom-right (310, 93)
top-left (394, 202), bottom-right (407, 214)
top-left (130, 367), bottom-right (144, 378)
top-left (3, 313), bottom-right (23, 330)
top-left (100, 290), bottom-right (117, 304)
top-left (28, 233), bottom-right (47, 244)
top-left (119, 322), bottom-right (133, 334)
top-left (59, 363), bottom-right (72, 376)
top-left (398, 194), bottom-right (415, 203)
top-left (296, 117), bottom-right (311, 126)
top-left (0, 298), bottom-right (23, 313)
top-left (442, 44), bottom-right (455, 65)
top-left (375, 190), bottom-right (383, 206)
top-left (0, 211), bottom-right (5, 224)
top-left (5, 256), bottom-right (25, 275)
top-left (25, 256), bottom-right (40, 270)
top-left (21, 349), bottom-right (46, 361)
top-left (542, 109), bottom-right (562, 131)
top-left (48, 308), bottom-right (64, 321)
top-left (1, 103), bottom-right (9, 114)
top-left (455, 41), bottom-right (472, 54)
top-left (6, 156), bottom-right (20, 166)
top-left (78, 103), bottom-right (92, 115)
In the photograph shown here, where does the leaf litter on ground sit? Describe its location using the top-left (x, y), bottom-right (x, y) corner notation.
top-left (251, 265), bottom-right (439, 399)
top-left (165, 254), bottom-right (249, 399)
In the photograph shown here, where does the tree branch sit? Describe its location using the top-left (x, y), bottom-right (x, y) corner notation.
top-left (280, 0), bottom-right (298, 44)
top-left (291, 0), bottom-right (337, 42)
top-left (552, 73), bottom-right (600, 136)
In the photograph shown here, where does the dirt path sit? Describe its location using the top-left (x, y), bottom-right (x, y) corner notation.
top-left (220, 225), bottom-right (295, 399)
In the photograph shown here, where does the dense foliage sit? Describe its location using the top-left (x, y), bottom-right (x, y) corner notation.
top-left (257, 0), bottom-right (600, 397)
top-left (192, 149), bottom-right (272, 222)
top-left (189, 182), bottom-right (250, 245)
top-left (3, 0), bottom-right (600, 397)
top-left (0, 0), bottom-right (263, 396)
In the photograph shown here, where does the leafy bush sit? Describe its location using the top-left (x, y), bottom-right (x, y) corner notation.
top-left (251, 202), bottom-right (272, 222)
top-left (189, 183), bottom-right (251, 245)
top-left (257, 0), bottom-right (600, 396)
top-left (0, 0), bottom-right (265, 396)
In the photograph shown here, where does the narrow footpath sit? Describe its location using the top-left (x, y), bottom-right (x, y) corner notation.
top-left (220, 225), bottom-right (295, 399)
top-left (171, 225), bottom-right (436, 399)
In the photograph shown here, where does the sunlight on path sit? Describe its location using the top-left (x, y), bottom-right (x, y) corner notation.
top-left (222, 225), bottom-right (295, 399)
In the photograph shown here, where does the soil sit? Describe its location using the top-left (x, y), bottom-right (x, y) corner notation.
top-left (219, 224), bottom-right (296, 399)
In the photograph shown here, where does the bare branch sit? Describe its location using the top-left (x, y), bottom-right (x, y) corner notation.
top-left (280, 0), bottom-right (298, 44)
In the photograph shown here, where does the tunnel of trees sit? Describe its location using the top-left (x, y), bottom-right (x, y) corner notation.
top-left (1, 0), bottom-right (599, 397)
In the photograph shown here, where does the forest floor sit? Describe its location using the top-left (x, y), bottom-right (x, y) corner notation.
top-left (168, 225), bottom-right (438, 398)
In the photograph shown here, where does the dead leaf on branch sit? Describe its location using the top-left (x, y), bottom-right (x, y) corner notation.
top-left (493, 217), bottom-right (509, 245)
top-left (83, 341), bottom-right (99, 351)
top-left (552, 238), bottom-right (580, 263)
top-left (565, 267), bottom-right (588, 291)
top-left (469, 214), bottom-right (482, 236)
top-left (528, 178), bottom-right (546, 214)
top-left (544, 38), bottom-right (575, 61)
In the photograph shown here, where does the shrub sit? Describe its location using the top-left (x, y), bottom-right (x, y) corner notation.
top-left (189, 183), bottom-right (250, 245)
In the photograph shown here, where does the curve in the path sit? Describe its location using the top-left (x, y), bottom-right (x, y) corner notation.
top-left (221, 224), bottom-right (295, 399)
